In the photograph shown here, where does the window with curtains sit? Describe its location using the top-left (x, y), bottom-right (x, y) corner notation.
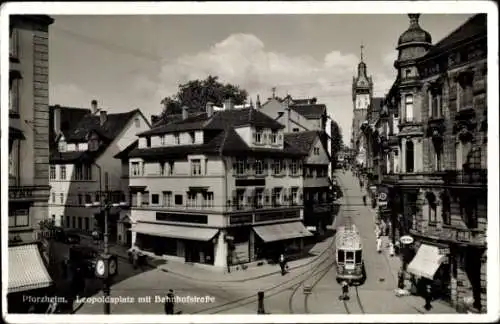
top-left (429, 89), bottom-right (443, 118)
top-left (9, 209), bottom-right (29, 227)
top-left (404, 94), bottom-right (414, 122)
top-left (457, 73), bottom-right (474, 111)
top-left (9, 79), bottom-right (20, 114)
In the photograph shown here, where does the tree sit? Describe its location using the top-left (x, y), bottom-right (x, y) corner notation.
top-left (158, 75), bottom-right (248, 121)
top-left (330, 120), bottom-right (343, 169)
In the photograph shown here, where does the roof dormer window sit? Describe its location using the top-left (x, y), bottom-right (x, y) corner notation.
top-left (58, 140), bottom-right (67, 152)
top-left (88, 138), bottom-right (99, 151)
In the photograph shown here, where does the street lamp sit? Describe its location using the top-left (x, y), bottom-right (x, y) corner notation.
top-left (85, 200), bottom-right (127, 314)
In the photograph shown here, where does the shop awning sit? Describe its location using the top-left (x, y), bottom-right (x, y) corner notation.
top-left (9, 244), bottom-right (53, 294)
top-left (253, 221), bottom-right (313, 243)
top-left (407, 244), bottom-right (447, 280)
top-left (132, 222), bottom-right (219, 241)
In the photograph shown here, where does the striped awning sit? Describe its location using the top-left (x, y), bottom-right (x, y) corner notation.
top-left (253, 222), bottom-right (313, 243)
top-left (133, 222), bottom-right (219, 241)
top-left (8, 244), bottom-right (53, 294)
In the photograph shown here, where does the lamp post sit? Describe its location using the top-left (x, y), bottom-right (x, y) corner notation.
top-left (85, 200), bottom-right (127, 314)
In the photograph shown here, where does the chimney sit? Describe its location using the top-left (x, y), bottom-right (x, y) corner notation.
top-left (256, 95), bottom-right (261, 109)
top-left (182, 106), bottom-right (189, 120)
top-left (91, 100), bottom-right (98, 114)
top-left (285, 103), bottom-right (291, 133)
top-left (53, 105), bottom-right (61, 135)
top-left (223, 98), bottom-right (234, 110)
top-left (100, 110), bottom-right (107, 126)
top-left (206, 102), bottom-right (214, 118)
top-left (151, 115), bottom-right (159, 125)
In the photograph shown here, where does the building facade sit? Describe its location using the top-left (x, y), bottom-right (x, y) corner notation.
top-left (7, 15), bottom-right (55, 311)
top-left (120, 103), bottom-right (313, 270)
top-left (376, 14), bottom-right (487, 313)
top-left (8, 15), bottom-right (54, 243)
top-left (285, 131), bottom-right (332, 235)
top-left (48, 101), bottom-right (151, 240)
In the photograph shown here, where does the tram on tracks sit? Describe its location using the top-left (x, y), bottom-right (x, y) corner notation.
top-left (335, 224), bottom-right (365, 284)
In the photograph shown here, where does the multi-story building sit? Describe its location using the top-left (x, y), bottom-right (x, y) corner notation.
top-left (7, 14), bottom-right (55, 310)
top-left (377, 14), bottom-right (487, 313)
top-left (48, 101), bottom-right (151, 240)
top-left (119, 102), bottom-right (313, 270)
top-left (285, 131), bottom-right (332, 235)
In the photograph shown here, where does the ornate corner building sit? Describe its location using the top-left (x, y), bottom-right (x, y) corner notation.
top-left (366, 14), bottom-right (487, 313)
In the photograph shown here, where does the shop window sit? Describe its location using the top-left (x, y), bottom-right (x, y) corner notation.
top-left (175, 194), bottom-right (183, 206)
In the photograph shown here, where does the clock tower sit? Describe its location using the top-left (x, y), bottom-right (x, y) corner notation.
top-left (350, 45), bottom-right (373, 160)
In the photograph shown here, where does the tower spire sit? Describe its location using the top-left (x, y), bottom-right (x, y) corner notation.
top-left (360, 43), bottom-right (364, 62)
top-left (271, 87), bottom-right (276, 99)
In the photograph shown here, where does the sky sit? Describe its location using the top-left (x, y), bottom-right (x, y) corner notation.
top-left (48, 13), bottom-right (475, 145)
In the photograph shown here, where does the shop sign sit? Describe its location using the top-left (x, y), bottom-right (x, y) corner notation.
top-left (229, 214), bottom-right (252, 225)
top-left (400, 235), bottom-right (414, 245)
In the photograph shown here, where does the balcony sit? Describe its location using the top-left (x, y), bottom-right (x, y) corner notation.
top-left (9, 185), bottom-right (51, 203)
top-left (443, 169), bottom-right (487, 187)
top-left (426, 117), bottom-right (446, 138)
top-left (410, 224), bottom-right (486, 247)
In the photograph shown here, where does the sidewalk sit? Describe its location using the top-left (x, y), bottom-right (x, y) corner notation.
top-left (345, 171), bottom-right (458, 314)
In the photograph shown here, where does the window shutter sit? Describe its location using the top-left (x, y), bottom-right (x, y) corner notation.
top-left (252, 132), bottom-right (257, 144)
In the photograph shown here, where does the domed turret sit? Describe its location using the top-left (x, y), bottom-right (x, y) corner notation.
top-left (397, 14), bottom-right (432, 48)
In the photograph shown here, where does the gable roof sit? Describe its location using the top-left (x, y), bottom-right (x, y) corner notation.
top-left (290, 104), bottom-right (326, 119)
top-left (284, 131), bottom-right (319, 154)
top-left (138, 108), bottom-right (284, 137)
top-left (420, 14), bottom-right (486, 61)
top-left (114, 140), bottom-right (139, 159)
top-left (66, 109), bottom-right (140, 143)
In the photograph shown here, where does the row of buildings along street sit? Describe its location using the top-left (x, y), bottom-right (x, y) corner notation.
top-left (349, 14), bottom-right (487, 313)
top-left (5, 11), bottom-right (490, 316)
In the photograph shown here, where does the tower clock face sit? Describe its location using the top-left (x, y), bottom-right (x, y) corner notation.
top-left (356, 94), bottom-right (370, 109)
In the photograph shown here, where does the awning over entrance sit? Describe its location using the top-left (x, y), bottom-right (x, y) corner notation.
top-left (9, 244), bottom-right (53, 294)
top-left (407, 244), bottom-right (447, 280)
top-left (133, 222), bottom-right (219, 241)
top-left (253, 221), bottom-right (313, 243)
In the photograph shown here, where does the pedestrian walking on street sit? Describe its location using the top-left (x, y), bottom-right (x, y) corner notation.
top-left (164, 289), bottom-right (175, 314)
top-left (362, 195), bottom-right (367, 206)
top-left (376, 237), bottom-right (383, 253)
top-left (424, 284), bottom-right (433, 310)
top-left (279, 253), bottom-right (287, 276)
top-left (340, 281), bottom-right (350, 300)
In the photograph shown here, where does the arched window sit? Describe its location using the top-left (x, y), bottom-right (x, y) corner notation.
top-left (405, 94), bottom-right (414, 122)
top-left (406, 140), bottom-right (414, 173)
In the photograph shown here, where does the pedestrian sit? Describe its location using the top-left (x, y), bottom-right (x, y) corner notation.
top-left (397, 270), bottom-right (405, 289)
top-left (362, 195), bottom-right (367, 206)
top-left (424, 283), bottom-right (433, 310)
top-left (279, 253), bottom-right (286, 275)
top-left (376, 237), bottom-right (382, 253)
top-left (341, 281), bottom-right (350, 300)
top-left (164, 289), bottom-right (175, 314)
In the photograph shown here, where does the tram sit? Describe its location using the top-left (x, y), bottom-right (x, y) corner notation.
top-left (335, 224), bottom-right (365, 284)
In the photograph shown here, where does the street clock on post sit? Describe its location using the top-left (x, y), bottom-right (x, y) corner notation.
top-left (95, 254), bottom-right (118, 279)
